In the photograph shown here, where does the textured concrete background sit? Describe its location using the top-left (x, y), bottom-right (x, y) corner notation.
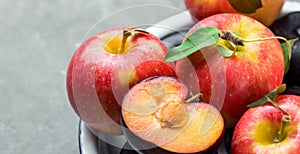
top-left (0, 0), bottom-right (185, 153)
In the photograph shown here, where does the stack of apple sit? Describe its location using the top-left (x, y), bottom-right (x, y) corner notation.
top-left (66, 0), bottom-right (300, 153)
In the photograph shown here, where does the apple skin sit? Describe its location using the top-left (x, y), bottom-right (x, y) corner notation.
top-left (121, 76), bottom-right (224, 153)
top-left (66, 28), bottom-right (176, 135)
top-left (184, 0), bottom-right (285, 26)
top-left (175, 13), bottom-right (284, 128)
top-left (231, 94), bottom-right (300, 154)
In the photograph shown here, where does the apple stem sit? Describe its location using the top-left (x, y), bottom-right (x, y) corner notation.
top-left (274, 115), bottom-right (292, 143)
top-left (241, 35), bottom-right (292, 70)
top-left (185, 93), bottom-right (202, 104)
top-left (241, 35), bottom-right (292, 59)
top-left (241, 36), bottom-right (290, 48)
top-left (219, 30), bottom-right (290, 47)
top-left (118, 29), bottom-right (133, 54)
top-left (118, 29), bottom-right (150, 54)
top-left (218, 30), bottom-right (245, 46)
top-left (219, 30), bottom-right (292, 57)
top-left (265, 95), bottom-right (290, 116)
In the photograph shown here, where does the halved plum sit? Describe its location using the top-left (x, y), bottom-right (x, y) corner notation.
top-left (121, 76), bottom-right (224, 153)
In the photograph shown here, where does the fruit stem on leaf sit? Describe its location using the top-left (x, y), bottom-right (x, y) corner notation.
top-left (274, 115), bottom-right (292, 143)
top-left (184, 93), bottom-right (202, 104)
top-left (118, 29), bottom-right (132, 54)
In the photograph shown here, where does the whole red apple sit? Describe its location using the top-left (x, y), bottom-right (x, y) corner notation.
top-left (66, 28), bottom-right (176, 135)
top-left (175, 13), bottom-right (284, 128)
top-left (184, 0), bottom-right (285, 26)
top-left (231, 94), bottom-right (300, 154)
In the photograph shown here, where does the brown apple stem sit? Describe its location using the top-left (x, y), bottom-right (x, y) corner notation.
top-left (219, 31), bottom-right (292, 56)
top-left (118, 29), bottom-right (132, 54)
top-left (218, 30), bottom-right (244, 46)
top-left (118, 29), bottom-right (149, 54)
top-left (219, 30), bottom-right (289, 46)
top-left (185, 93), bottom-right (202, 104)
top-left (274, 115), bottom-right (292, 143)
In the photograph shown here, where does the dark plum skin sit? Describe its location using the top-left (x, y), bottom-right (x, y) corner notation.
top-left (269, 12), bottom-right (300, 39)
top-left (270, 12), bottom-right (300, 87)
top-left (224, 128), bottom-right (234, 154)
top-left (289, 40), bottom-right (300, 85)
top-left (283, 40), bottom-right (300, 87)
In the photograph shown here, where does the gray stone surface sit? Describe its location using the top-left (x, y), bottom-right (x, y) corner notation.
top-left (0, 0), bottom-right (185, 153)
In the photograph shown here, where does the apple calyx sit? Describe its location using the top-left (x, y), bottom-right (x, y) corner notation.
top-left (118, 28), bottom-right (149, 54)
top-left (154, 93), bottom-right (201, 128)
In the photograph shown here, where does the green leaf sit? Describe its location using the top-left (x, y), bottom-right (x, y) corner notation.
top-left (165, 26), bottom-right (220, 62)
top-left (187, 26), bottom-right (220, 46)
top-left (246, 96), bottom-right (270, 108)
top-left (216, 44), bottom-right (235, 58)
top-left (247, 84), bottom-right (286, 108)
top-left (228, 0), bottom-right (262, 14)
top-left (164, 41), bottom-right (197, 62)
top-left (281, 38), bottom-right (298, 74)
top-left (266, 89), bottom-right (277, 102)
top-left (275, 84), bottom-right (286, 95)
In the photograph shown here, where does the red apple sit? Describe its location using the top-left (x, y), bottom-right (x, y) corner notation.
top-left (184, 0), bottom-right (285, 26)
top-left (66, 28), bottom-right (176, 135)
top-left (231, 94), bottom-right (300, 154)
top-left (121, 76), bottom-right (224, 153)
top-left (175, 13), bottom-right (285, 128)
